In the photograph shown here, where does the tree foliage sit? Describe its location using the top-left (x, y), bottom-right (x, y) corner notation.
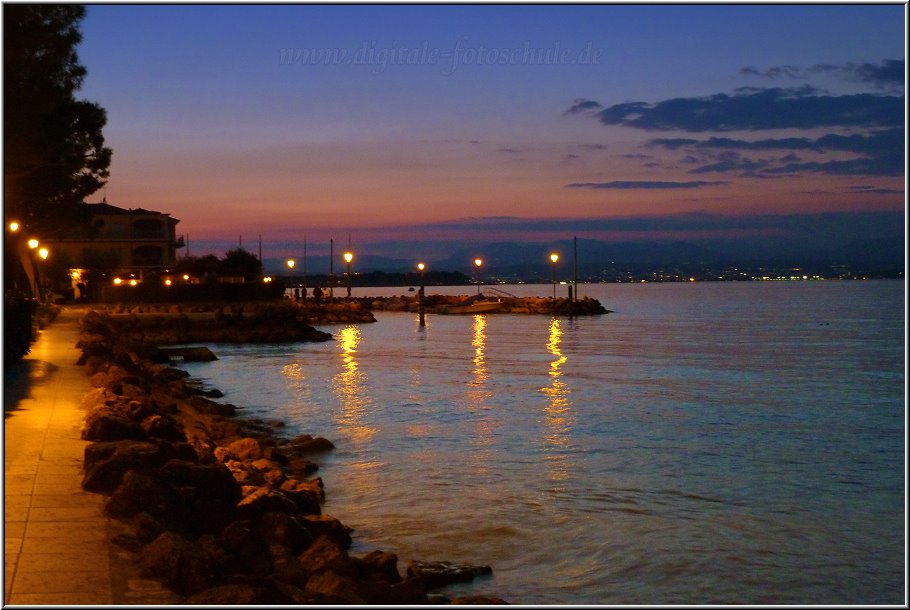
top-left (4, 5), bottom-right (112, 237)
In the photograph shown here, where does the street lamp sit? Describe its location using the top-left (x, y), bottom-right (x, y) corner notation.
top-left (38, 247), bottom-right (49, 260)
top-left (9, 221), bottom-right (20, 232)
top-left (343, 251), bottom-right (354, 297)
top-left (549, 252), bottom-right (559, 298)
top-left (28, 238), bottom-right (39, 249)
top-left (474, 258), bottom-right (483, 295)
top-left (286, 258), bottom-right (296, 271)
top-left (417, 262), bottom-right (426, 327)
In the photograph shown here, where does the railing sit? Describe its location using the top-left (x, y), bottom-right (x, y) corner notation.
top-left (483, 286), bottom-right (518, 298)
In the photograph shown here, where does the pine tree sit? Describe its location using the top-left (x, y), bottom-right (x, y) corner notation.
top-left (4, 4), bottom-right (112, 238)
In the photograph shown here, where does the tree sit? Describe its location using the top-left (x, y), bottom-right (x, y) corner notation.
top-left (4, 5), bottom-right (112, 238)
top-left (220, 248), bottom-right (263, 278)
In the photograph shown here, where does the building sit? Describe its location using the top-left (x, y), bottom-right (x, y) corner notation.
top-left (47, 201), bottom-right (184, 282)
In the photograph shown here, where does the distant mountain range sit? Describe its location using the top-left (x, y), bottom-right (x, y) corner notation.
top-left (263, 235), bottom-right (904, 278)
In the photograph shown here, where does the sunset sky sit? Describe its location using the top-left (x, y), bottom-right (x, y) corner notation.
top-left (76, 4), bottom-right (905, 258)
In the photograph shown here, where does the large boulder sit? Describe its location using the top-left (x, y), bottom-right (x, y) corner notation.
top-left (354, 550), bottom-right (402, 583)
top-left (140, 531), bottom-right (219, 595)
top-left (256, 511), bottom-right (313, 554)
top-left (405, 560), bottom-right (493, 589)
top-left (82, 440), bottom-right (194, 493)
top-left (184, 583), bottom-right (298, 605)
top-left (217, 520), bottom-right (273, 578)
top-left (297, 535), bottom-right (358, 578)
top-left (300, 514), bottom-right (352, 548)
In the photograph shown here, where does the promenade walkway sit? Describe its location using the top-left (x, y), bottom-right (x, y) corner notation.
top-left (3, 307), bottom-right (177, 605)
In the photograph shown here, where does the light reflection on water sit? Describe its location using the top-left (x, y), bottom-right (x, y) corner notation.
top-left (181, 281), bottom-right (905, 604)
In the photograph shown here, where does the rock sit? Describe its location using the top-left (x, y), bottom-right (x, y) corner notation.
top-left (228, 437), bottom-right (265, 461)
top-left (184, 583), bottom-right (297, 605)
top-left (82, 411), bottom-right (145, 442)
top-left (236, 487), bottom-right (299, 519)
top-left (286, 434), bottom-right (335, 453)
top-left (354, 550), bottom-right (402, 583)
top-left (358, 577), bottom-right (430, 605)
top-left (158, 459), bottom-right (242, 535)
top-left (450, 594), bottom-right (510, 604)
top-left (218, 520), bottom-right (273, 577)
top-left (104, 470), bottom-right (179, 522)
top-left (303, 570), bottom-right (366, 604)
top-left (301, 514), bottom-right (352, 548)
top-left (270, 549), bottom-right (310, 587)
top-left (280, 476), bottom-right (325, 502)
top-left (256, 512), bottom-right (313, 553)
top-left (140, 414), bottom-right (186, 442)
top-left (140, 531), bottom-right (218, 595)
top-left (82, 440), bottom-right (184, 493)
top-left (405, 561), bottom-right (493, 589)
top-left (297, 535), bottom-right (358, 577)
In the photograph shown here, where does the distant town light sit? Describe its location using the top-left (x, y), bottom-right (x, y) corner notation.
top-left (263, 276), bottom-right (273, 283)
top-left (182, 274), bottom-right (190, 281)
top-left (129, 279), bottom-right (138, 286)
top-left (113, 277), bottom-right (123, 285)
top-left (164, 278), bottom-right (172, 286)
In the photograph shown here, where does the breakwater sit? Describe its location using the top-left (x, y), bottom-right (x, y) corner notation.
top-left (74, 309), bottom-right (505, 604)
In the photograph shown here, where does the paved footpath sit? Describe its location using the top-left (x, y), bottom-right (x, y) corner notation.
top-left (3, 307), bottom-right (178, 605)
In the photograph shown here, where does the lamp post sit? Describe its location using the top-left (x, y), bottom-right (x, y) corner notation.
top-left (549, 252), bottom-right (559, 298)
top-left (287, 259), bottom-right (297, 301)
top-left (474, 258), bottom-right (483, 295)
top-left (343, 251), bottom-right (354, 298)
top-left (417, 262), bottom-right (426, 326)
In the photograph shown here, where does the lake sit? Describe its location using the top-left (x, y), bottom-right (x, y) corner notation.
top-left (179, 280), bottom-right (905, 604)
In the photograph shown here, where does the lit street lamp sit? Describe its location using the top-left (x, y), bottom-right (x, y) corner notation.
top-left (343, 251), bottom-right (354, 297)
top-left (286, 258), bottom-right (296, 271)
top-left (549, 252), bottom-right (559, 298)
top-left (38, 247), bottom-right (49, 260)
top-left (474, 258), bottom-right (483, 294)
top-left (417, 262), bottom-right (426, 327)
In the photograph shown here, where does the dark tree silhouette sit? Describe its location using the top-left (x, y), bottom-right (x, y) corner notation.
top-left (4, 5), bottom-right (112, 238)
top-left (220, 248), bottom-right (263, 277)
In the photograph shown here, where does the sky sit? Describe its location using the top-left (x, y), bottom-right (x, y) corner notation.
top-left (75, 3), bottom-right (906, 259)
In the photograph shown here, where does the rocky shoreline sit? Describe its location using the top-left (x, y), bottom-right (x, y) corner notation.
top-left (74, 309), bottom-right (506, 604)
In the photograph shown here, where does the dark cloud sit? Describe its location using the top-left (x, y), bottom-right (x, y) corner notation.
top-left (619, 153), bottom-right (655, 160)
top-left (572, 143), bottom-right (609, 150)
top-left (565, 180), bottom-right (728, 190)
top-left (649, 128), bottom-right (904, 176)
top-left (848, 185), bottom-right (904, 195)
top-left (739, 65), bottom-right (803, 79)
top-left (810, 59), bottom-right (905, 89)
top-left (563, 98), bottom-right (604, 116)
top-left (740, 60), bottom-right (904, 91)
top-left (688, 152), bottom-right (772, 175)
top-left (578, 87), bottom-right (902, 131)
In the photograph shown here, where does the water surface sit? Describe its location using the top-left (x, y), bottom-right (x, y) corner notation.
top-left (181, 281), bottom-right (905, 604)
